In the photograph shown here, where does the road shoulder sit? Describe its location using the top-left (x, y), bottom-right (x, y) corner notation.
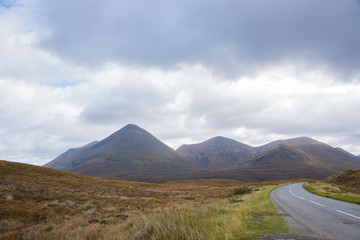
top-left (263, 185), bottom-right (327, 240)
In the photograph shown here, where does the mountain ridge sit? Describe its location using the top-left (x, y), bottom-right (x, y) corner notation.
top-left (254, 136), bottom-right (320, 154)
top-left (45, 124), bottom-right (360, 182)
top-left (176, 136), bottom-right (327, 170)
top-left (176, 136), bottom-right (257, 169)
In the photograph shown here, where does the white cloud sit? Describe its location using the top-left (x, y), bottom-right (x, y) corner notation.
top-left (0, 4), bottom-right (87, 84)
top-left (1, 62), bottom-right (360, 164)
top-left (1, 1), bottom-right (360, 165)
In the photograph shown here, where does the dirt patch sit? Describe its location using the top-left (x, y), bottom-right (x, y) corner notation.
top-left (259, 232), bottom-right (322, 240)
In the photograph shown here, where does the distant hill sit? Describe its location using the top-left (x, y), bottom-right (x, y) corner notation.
top-left (45, 124), bottom-right (196, 182)
top-left (46, 125), bottom-right (360, 182)
top-left (176, 136), bottom-right (326, 170)
top-left (176, 136), bottom-right (257, 169)
top-left (255, 137), bottom-right (319, 154)
top-left (232, 142), bottom-right (360, 181)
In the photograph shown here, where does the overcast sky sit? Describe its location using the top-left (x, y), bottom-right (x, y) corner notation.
top-left (1, 0), bottom-right (360, 165)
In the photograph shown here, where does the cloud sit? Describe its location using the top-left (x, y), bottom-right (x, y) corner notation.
top-left (26, 0), bottom-right (360, 79)
top-left (1, 63), bottom-right (360, 164)
top-left (77, 64), bottom-right (360, 152)
top-left (0, 5), bottom-right (88, 84)
top-left (1, 1), bottom-right (360, 166)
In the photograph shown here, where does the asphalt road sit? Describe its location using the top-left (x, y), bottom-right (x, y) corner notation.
top-left (270, 183), bottom-right (360, 240)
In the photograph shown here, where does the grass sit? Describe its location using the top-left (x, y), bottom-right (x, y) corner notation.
top-left (0, 160), bottom-right (289, 239)
top-left (325, 169), bottom-right (360, 192)
top-left (303, 182), bottom-right (360, 205)
top-left (125, 185), bottom-right (288, 240)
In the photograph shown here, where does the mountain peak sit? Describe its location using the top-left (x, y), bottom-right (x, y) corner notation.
top-left (105, 124), bottom-right (149, 142)
top-left (288, 136), bottom-right (318, 144)
top-left (123, 123), bottom-right (141, 130)
top-left (272, 136), bottom-right (319, 145)
top-left (176, 136), bottom-right (256, 169)
top-left (114, 124), bottom-right (144, 134)
top-left (255, 136), bottom-right (320, 154)
top-left (204, 136), bottom-right (242, 146)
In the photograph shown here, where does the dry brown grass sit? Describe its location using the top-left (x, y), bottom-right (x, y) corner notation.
top-left (306, 168), bottom-right (360, 198)
top-left (306, 181), bottom-right (360, 197)
top-left (325, 169), bottom-right (360, 192)
top-left (0, 160), bottom-right (289, 239)
top-left (304, 180), bottom-right (360, 205)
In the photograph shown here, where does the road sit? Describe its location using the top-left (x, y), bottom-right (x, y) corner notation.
top-left (270, 183), bottom-right (360, 240)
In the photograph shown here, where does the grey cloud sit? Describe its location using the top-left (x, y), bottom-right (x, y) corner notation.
top-left (79, 79), bottom-right (169, 125)
top-left (3, 1), bottom-right (360, 166)
top-left (31, 0), bottom-right (360, 78)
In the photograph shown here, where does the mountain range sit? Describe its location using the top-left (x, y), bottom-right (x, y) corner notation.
top-left (176, 136), bottom-right (319, 170)
top-left (45, 124), bottom-right (360, 182)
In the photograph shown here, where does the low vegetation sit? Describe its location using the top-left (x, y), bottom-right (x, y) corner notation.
top-left (233, 186), bottom-right (253, 195)
top-left (0, 160), bottom-right (290, 239)
top-left (303, 169), bottom-right (360, 205)
top-left (325, 169), bottom-right (360, 192)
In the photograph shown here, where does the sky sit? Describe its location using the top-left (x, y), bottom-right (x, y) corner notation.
top-left (1, 0), bottom-right (360, 165)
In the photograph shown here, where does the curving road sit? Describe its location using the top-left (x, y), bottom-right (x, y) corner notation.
top-left (270, 183), bottom-right (360, 240)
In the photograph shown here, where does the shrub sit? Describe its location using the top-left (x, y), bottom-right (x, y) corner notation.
top-left (233, 186), bottom-right (252, 195)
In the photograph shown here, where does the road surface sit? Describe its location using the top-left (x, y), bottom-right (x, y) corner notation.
top-left (270, 183), bottom-right (360, 240)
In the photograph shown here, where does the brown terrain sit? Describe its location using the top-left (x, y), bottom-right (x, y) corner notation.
top-left (0, 160), bottom-right (295, 239)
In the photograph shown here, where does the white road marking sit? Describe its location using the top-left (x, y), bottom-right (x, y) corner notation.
top-left (290, 184), bottom-right (326, 207)
top-left (309, 200), bottom-right (326, 207)
top-left (289, 185), bottom-right (297, 197)
top-left (287, 183), bottom-right (360, 225)
top-left (289, 185), bottom-right (304, 200)
top-left (289, 185), bottom-right (295, 195)
top-left (336, 210), bottom-right (360, 220)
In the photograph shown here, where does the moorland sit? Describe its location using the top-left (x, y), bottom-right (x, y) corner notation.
top-left (1, 160), bottom-right (359, 239)
top-left (0, 160), bottom-right (291, 239)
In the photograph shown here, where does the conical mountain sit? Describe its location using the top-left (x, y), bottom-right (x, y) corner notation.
top-left (176, 136), bottom-right (257, 169)
top-left (45, 124), bottom-right (195, 182)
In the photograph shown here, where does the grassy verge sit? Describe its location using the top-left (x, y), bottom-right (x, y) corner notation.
top-left (303, 183), bottom-right (360, 205)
